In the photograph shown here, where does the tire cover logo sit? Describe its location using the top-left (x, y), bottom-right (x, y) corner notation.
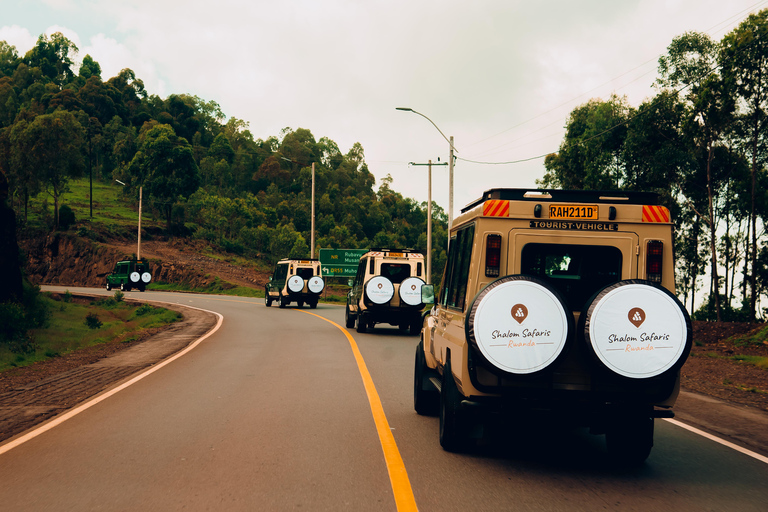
top-left (141, 272), bottom-right (152, 283)
top-left (399, 277), bottom-right (424, 306)
top-left (288, 276), bottom-right (304, 293)
top-left (130, 272), bottom-right (140, 283)
top-left (472, 280), bottom-right (568, 374)
top-left (588, 284), bottom-right (688, 378)
top-left (308, 276), bottom-right (325, 294)
top-left (365, 276), bottom-right (394, 304)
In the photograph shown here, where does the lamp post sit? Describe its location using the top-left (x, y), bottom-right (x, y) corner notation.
top-left (116, 180), bottom-right (142, 260)
top-left (409, 160), bottom-right (447, 284)
top-left (396, 107), bottom-right (457, 229)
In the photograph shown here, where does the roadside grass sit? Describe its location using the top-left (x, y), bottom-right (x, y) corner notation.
top-left (731, 323), bottom-right (768, 348)
top-left (0, 292), bottom-right (181, 372)
top-left (700, 351), bottom-right (768, 372)
top-left (21, 178), bottom-right (161, 238)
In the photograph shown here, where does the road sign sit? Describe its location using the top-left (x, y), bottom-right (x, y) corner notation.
top-left (319, 249), bottom-right (368, 277)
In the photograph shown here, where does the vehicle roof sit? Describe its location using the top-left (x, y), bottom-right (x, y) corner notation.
top-left (461, 188), bottom-right (661, 214)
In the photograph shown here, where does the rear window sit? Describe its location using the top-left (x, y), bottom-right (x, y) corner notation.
top-left (296, 267), bottom-right (314, 279)
top-left (520, 243), bottom-right (622, 310)
top-left (380, 263), bottom-right (411, 284)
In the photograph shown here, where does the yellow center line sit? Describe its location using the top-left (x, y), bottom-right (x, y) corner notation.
top-left (300, 310), bottom-right (418, 512)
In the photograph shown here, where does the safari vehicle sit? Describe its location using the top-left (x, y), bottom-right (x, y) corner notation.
top-left (345, 249), bottom-right (426, 334)
top-left (415, 188), bottom-right (692, 464)
top-left (106, 259), bottom-right (152, 292)
top-left (265, 259), bottom-right (324, 309)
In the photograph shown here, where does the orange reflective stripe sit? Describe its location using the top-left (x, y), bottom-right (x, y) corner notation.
top-left (642, 205), bottom-right (670, 223)
top-left (483, 200), bottom-right (509, 217)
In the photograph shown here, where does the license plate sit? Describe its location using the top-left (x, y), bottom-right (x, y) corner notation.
top-left (549, 204), bottom-right (598, 220)
top-left (388, 252), bottom-right (404, 258)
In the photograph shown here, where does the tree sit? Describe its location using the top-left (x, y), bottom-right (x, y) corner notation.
top-left (658, 31), bottom-right (737, 320)
top-left (11, 110), bottom-right (85, 227)
top-left (721, 9), bottom-right (768, 321)
top-left (127, 123), bottom-right (200, 229)
top-left (539, 95), bottom-right (631, 190)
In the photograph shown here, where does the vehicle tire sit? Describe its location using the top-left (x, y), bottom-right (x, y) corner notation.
top-left (309, 300), bottom-right (318, 309)
top-left (439, 358), bottom-right (466, 452)
top-left (356, 312), bottom-right (367, 333)
top-left (279, 294), bottom-right (287, 308)
top-left (409, 318), bottom-right (420, 336)
top-left (605, 412), bottom-right (654, 466)
top-left (414, 341), bottom-right (439, 416)
top-left (581, 280), bottom-right (692, 380)
top-left (297, 301), bottom-right (304, 309)
top-left (106, 282), bottom-right (111, 291)
top-left (138, 285), bottom-right (145, 292)
top-left (345, 306), bottom-right (355, 328)
top-left (265, 293), bottom-right (272, 307)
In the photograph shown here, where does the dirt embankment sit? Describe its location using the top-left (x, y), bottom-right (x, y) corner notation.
top-left (20, 234), bottom-right (269, 291)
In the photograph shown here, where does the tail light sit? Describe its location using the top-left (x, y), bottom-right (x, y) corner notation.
top-left (486, 234), bottom-right (502, 277)
top-left (646, 240), bottom-right (663, 283)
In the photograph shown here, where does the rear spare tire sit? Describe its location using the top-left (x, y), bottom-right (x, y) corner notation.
top-left (581, 280), bottom-right (691, 380)
top-left (287, 276), bottom-right (305, 294)
top-left (364, 276), bottom-right (394, 305)
top-left (465, 275), bottom-right (572, 375)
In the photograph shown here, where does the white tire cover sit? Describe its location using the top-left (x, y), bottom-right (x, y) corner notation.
top-left (308, 276), bottom-right (325, 294)
top-left (287, 275), bottom-right (305, 293)
top-left (141, 272), bottom-right (152, 283)
top-left (130, 271), bottom-right (140, 283)
top-left (466, 276), bottom-right (570, 375)
top-left (584, 280), bottom-right (691, 379)
top-left (365, 276), bottom-right (394, 305)
top-left (399, 277), bottom-right (425, 306)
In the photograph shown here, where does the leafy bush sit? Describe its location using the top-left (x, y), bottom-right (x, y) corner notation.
top-left (135, 303), bottom-right (155, 316)
top-left (113, 290), bottom-right (124, 302)
top-left (85, 312), bottom-right (103, 329)
top-left (58, 204), bottom-right (76, 230)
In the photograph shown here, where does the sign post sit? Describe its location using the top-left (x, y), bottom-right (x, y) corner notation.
top-left (319, 249), bottom-right (368, 277)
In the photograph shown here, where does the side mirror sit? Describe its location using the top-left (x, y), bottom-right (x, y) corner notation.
top-left (347, 278), bottom-right (354, 287)
top-left (421, 284), bottom-right (435, 305)
top-left (268, 276), bottom-right (273, 282)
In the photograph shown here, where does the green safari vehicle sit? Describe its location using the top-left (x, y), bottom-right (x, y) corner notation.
top-left (106, 259), bottom-right (152, 292)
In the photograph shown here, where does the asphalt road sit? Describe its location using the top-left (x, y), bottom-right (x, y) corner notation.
top-left (1, 288), bottom-right (767, 511)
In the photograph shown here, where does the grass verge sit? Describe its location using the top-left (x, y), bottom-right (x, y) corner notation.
top-left (0, 292), bottom-right (181, 372)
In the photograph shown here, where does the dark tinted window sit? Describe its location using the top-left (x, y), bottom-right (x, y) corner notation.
top-left (296, 267), bottom-right (314, 279)
top-left (440, 224), bottom-right (475, 310)
top-left (521, 243), bottom-right (622, 310)
top-left (381, 263), bottom-right (410, 284)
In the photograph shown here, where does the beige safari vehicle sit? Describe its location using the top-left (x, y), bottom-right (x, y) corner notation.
top-left (345, 249), bottom-right (426, 334)
top-left (415, 188), bottom-right (692, 464)
top-left (265, 259), bottom-right (324, 309)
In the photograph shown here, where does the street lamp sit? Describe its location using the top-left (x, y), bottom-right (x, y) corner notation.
top-left (396, 107), bottom-right (457, 228)
top-left (116, 180), bottom-right (142, 260)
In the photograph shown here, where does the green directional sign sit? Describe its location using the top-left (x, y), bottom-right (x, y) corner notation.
top-left (319, 248), bottom-right (368, 277)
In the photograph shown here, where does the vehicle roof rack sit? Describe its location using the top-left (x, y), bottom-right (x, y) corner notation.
top-left (461, 188), bottom-right (661, 213)
top-left (369, 248), bottom-right (421, 255)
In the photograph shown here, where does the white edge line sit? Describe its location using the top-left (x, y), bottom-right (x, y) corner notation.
top-left (664, 418), bottom-right (768, 465)
top-left (0, 303), bottom-right (224, 456)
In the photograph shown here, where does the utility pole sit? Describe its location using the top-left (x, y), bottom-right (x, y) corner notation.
top-left (311, 162), bottom-right (315, 259)
top-left (409, 160), bottom-right (447, 284)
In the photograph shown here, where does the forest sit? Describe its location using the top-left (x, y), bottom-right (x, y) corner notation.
top-left (2, 10), bottom-right (768, 322)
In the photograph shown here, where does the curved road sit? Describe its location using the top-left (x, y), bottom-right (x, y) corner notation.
top-left (1, 288), bottom-right (767, 511)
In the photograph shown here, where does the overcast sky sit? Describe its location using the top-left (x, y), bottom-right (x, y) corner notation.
top-left (3, 0), bottom-right (767, 216)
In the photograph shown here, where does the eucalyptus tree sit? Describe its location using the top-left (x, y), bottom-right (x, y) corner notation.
top-left (126, 122), bottom-right (200, 230)
top-left (657, 31), bottom-right (737, 320)
top-left (721, 9), bottom-right (768, 321)
top-left (539, 95), bottom-right (631, 190)
top-left (10, 109), bottom-right (85, 227)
